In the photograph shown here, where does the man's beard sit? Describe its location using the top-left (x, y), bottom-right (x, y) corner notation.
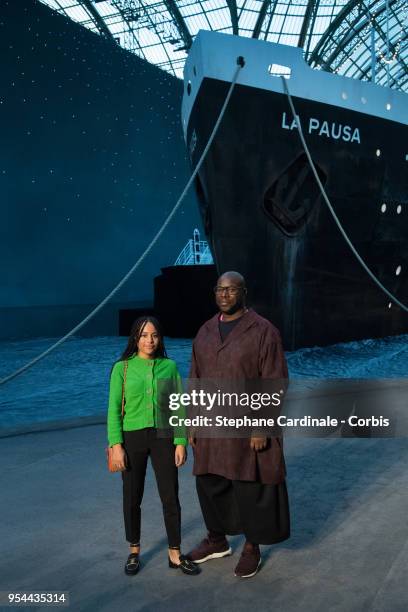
top-left (222, 301), bottom-right (244, 315)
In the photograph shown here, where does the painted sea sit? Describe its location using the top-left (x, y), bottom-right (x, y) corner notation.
top-left (0, 334), bottom-right (407, 430)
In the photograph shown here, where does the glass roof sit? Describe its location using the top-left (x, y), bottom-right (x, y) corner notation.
top-left (39, 0), bottom-right (408, 90)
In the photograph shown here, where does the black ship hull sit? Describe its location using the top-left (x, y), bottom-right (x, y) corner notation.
top-left (182, 35), bottom-right (408, 349)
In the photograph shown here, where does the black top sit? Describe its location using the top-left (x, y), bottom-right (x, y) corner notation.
top-left (218, 315), bottom-right (243, 343)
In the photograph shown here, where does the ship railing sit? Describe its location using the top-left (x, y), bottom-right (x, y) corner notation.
top-left (174, 238), bottom-right (214, 265)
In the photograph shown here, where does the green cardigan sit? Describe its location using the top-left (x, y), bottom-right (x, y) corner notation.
top-left (107, 354), bottom-right (186, 446)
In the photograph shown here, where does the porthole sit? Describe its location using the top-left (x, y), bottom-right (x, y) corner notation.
top-left (396, 265), bottom-right (402, 276)
top-left (386, 103), bottom-right (391, 110)
top-left (381, 203), bottom-right (387, 213)
top-left (388, 302), bottom-right (392, 309)
top-left (376, 149), bottom-right (381, 157)
top-left (193, 66), bottom-right (197, 76)
top-left (341, 92), bottom-right (347, 100)
top-left (361, 96), bottom-right (367, 104)
top-left (397, 205), bottom-right (402, 214)
top-left (187, 81), bottom-right (192, 96)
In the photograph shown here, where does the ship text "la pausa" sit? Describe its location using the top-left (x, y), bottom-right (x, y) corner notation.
top-left (281, 112), bottom-right (361, 143)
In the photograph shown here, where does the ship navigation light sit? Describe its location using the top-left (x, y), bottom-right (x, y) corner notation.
top-left (268, 64), bottom-right (291, 79)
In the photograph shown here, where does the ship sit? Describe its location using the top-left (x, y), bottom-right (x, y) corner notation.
top-left (181, 30), bottom-right (408, 349)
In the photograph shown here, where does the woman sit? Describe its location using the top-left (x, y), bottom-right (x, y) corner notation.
top-left (107, 316), bottom-right (199, 576)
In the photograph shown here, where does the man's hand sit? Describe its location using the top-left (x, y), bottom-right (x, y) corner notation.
top-left (175, 445), bottom-right (186, 467)
top-left (250, 436), bottom-right (267, 451)
top-left (111, 443), bottom-right (127, 471)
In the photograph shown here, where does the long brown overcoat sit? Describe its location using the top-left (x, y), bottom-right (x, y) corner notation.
top-left (189, 308), bottom-right (288, 484)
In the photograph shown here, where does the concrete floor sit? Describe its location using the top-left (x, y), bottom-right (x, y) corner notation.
top-left (1, 421), bottom-right (407, 612)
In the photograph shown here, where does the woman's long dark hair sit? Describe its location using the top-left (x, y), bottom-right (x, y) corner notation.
top-left (119, 316), bottom-right (167, 361)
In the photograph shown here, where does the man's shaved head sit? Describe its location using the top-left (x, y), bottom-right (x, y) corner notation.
top-left (218, 271), bottom-right (246, 288)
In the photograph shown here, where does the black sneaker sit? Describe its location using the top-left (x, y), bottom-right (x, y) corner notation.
top-left (234, 544), bottom-right (261, 578)
top-left (187, 536), bottom-right (232, 564)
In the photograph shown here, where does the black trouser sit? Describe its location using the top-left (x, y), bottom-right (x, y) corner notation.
top-left (122, 428), bottom-right (181, 548)
top-left (196, 473), bottom-right (290, 545)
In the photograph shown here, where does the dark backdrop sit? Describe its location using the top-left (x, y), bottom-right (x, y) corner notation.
top-left (0, 0), bottom-right (201, 337)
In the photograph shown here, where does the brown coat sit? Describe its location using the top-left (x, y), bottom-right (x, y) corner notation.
top-left (190, 308), bottom-right (288, 484)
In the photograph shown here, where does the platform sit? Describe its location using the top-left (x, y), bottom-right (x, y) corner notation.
top-left (1, 422), bottom-right (407, 611)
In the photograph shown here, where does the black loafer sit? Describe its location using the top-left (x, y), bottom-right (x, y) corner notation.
top-left (169, 554), bottom-right (200, 575)
top-left (125, 553), bottom-right (140, 575)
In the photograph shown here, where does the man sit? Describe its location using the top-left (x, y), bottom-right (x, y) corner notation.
top-left (187, 271), bottom-right (290, 578)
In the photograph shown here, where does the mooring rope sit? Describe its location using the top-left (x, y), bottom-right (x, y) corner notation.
top-left (0, 58), bottom-right (245, 386)
top-left (281, 75), bottom-right (408, 314)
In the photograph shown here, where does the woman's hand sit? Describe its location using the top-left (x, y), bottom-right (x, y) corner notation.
top-left (175, 445), bottom-right (186, 467)
top-left (111, 444), bottom-right (127, 471)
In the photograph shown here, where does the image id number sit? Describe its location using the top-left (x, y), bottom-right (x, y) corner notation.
top-left (0, 592), bottom-right (69, 606)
